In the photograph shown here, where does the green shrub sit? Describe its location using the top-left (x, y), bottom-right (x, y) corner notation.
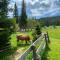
top-left (0, 29), bottom-right (10, 49)
top-left (32, 25), bottom-right (42, 42)
top-left (32, 32), bottom-right (37, 42)
top-left (0, 19), bottom-right (16, 50)
top-left (35, 25), bottom-right (41, 35)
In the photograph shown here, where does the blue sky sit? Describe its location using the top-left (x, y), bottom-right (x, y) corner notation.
top-left (8, 0), bottom-right (60, 18)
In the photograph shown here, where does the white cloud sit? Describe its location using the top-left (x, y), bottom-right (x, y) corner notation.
top-left (10, 0), bottom-right (29, 4)
top-left (29, 0), bottom-right (60, 17)
top-left (40, 0), bottom-right (50, 4)
top-left (8, 3), bottom-right (14, 9)
top-left (10, 0), bottom-right (29, 8)
top-left (31, 7), bottom-right (60, 17)
top-left (9, 0), bottom-right (60, 18)
top-left (30, 0), bottom-right (39, 5)
top-left (7, 12), bottom-right (13, 18)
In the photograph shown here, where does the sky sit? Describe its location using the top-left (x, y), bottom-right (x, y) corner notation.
top-left (8, 0), bottom-right (60, 18)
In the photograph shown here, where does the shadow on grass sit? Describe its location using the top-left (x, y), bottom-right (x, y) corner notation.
top-left (41, 45), bottom-right (51, 60)
top-left (0, 47), bottom-right (17, 60)
top-left (17, 41), bottom-right (30, 47)
top-left (17, 43), bottom-right (30, 47)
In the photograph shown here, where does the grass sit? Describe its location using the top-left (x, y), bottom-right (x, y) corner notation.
top-left (1, 26), bottom-right (60, 60)
top-left (24, 33), bottom-right (45, 60)
top-left (24, 26), bottom-right (60, 60)
top-left (42, 26), bottom-right (60, 60)
top-left (0, 47), bottom-right (17, 60)
top-left (25, 51), bottom-right (33, 60)
top-left (0, 31), bottom-right (33, 60)
top-left (10, 31), bottom-right (33, 48)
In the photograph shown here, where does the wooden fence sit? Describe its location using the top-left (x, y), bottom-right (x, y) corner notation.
top-left (18, 32), bottom-right (49, 60)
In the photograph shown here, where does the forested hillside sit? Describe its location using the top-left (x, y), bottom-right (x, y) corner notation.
top-left (39, 16), bottom-right (60, 26)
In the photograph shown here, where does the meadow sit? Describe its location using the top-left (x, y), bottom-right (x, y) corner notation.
top-left (23, 26), bottom-right (60, 60)
top-left (42, 26), bottom-right (60, 60)
top-left (0, 26), bottom-right (60, 60)
top-left (0, 31), bottom-right (33, 60)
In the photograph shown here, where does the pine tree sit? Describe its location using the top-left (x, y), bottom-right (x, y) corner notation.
top-left (19, 0), bottom-right (27, 29)
top-left (0, 0), bottom-right (11, 49)
top-left (0, 0), bottom-right (9, 20)
top-left (14, 2), bottom-right (18, 23)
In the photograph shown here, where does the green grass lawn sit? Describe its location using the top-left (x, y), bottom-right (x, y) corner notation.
top-left (16, 26), bottom-right (60, 60)
top-left (0, 31), bottom-right (33, 60)
top-left (1, 26), bottom-right (60, 60)
top-left (42, 26), bottom-right (60, 60)
top-left (10, 31), bottom-right (33, 48)
top-left (25, 26), bottom-right (60, 60)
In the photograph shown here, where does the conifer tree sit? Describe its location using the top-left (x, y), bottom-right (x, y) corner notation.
top-left (14, 2), bottom-right (18, 23)
top-left (0, 0), bottom-right (11, 49)
top-left (0, 0), bottom-right (9, 20)
top-left (19, 0), bottom-right (27, 29)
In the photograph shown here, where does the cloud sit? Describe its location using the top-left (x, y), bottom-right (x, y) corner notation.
top-left (30, 0), bottom-right (39, 5)
top-left (7, 12), bottom-right (13, 18)
top-left (9, 0), bottom-right (60, 18)
top-left (8, 3), bottom-right (14, 9)
top-left (29, 0), bottom-right (60, 18)
top-left (31, 8), bottom-right (60, 17)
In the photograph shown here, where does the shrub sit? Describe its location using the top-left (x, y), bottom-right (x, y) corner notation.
top-left (32, 25), bottom-right (42, 42)
top-left (35, 25), bottom-right (41, 35)
top-left (32, 32), bottom-right (37, 42)
top-left (0, 29), bottom-right (10, 50)
top-left (0, 19), bottom-right (16, 50)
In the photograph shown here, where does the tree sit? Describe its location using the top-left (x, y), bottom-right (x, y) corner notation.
top-left (0, 0), bottom-right (12, 49)
top-left (19, 0), bottom-right (27, 29)
top-left (14, 2), bottom-right (18, 23)
top-left (0, 0), bottom-right (9, 20)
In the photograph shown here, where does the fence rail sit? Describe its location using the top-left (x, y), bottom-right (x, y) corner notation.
top-left (18, 33), bottom-right (49, 60)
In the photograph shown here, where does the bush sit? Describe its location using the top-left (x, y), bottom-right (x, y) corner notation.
top-left (32, 32), bottom-right (37, 42)
top-left (0, 29), bottom-right (10, 50)
top-left (32, 25), bottom-right (42, 42)
top-left (0, 19), bottom-right (16, 50)
top-left (35, 25), bottom-right (41, 35)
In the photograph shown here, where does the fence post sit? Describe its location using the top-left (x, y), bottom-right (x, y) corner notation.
top-left (31, 45), bottom-right (37, 60)
top-left (31, 45), bottom-right (40, 60)
top-left (44, 34), bottom-right (48, 46)
top-left (46, 32), bottom-right (50, 43)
